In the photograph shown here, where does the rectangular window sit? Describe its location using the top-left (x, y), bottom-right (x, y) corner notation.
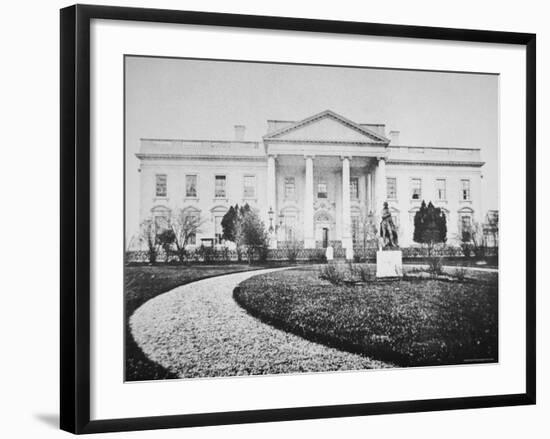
top-left (214, 175), bottom-right (226, 198)
top-left (461, 215), bottom-right (472, 241)
top-left (214, 215), bottom-right (223, 244)
top-left (284, 215), bottom-right (297, 241)
top-left (185, 174), bottom-right (197, 197)
top-left (243, 175), bottom-right (256, 198)
top-left (154, 215), bottom-right (169, 235)
top-left (317, 182), bottom-right (328, 199)
top-left (411, 178), bottom-right (422, 200)
top-left (284, 177), bottom-right (296, 198)
top-left (155, 174), bottom-right (167, 197)
top-left (350, 178), bottom-right (359, 199)
top-left (185, 215), bottom-right (197, 245)
top-left (461, 179), bottom-right (471, 200)
top-left (436, 178), bottom-right (446, 200)
top-left (387, 177), bottom-right (397, 199)
top-left (351, 216), bottom-right (360, 244)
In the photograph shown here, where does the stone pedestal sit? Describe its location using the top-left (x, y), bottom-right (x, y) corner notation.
top-left (376, 250), bottom-right (403, 278)
top-left (325, 246), bottom-right (334, 261)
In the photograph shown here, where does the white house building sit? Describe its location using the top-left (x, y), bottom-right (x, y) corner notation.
top-left (136, 110), bottom-right (484, 250)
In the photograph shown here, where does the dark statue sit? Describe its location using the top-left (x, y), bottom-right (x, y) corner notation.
top-left (380, 202), bottom-right (398, 248)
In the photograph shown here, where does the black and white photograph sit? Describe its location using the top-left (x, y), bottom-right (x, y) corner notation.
top-left (124, 56), bottom-right (499, 382)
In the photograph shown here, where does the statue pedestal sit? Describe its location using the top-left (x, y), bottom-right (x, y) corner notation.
top-left (376, 250), bottom-right (403, 278)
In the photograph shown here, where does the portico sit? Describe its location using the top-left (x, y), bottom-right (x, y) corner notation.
top-left (263, 110), bottom-right (390, 250)
top-left (266, 153), bottom-right (386, 249)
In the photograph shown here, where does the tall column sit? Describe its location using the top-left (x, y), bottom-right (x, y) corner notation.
top-left (366, 172), bottom-right (372, 214)
top-left (303, 156), bottom-right (315, 248)
top-left (374, 157), bottom-right (387, 219)
top-left (359, 174), bottom-right (366, 208)
top-left (341, 156), bottom-right (352, 251)
top-left (267, 155), bottom-right (277, 248)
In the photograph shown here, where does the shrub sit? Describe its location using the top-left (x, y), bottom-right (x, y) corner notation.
top-left (220, 246), bottom-right (230, 262)
top-left (428, 256), bottom-right (443, 277)
top-left (319, 263), bottom-right (346, 285)
top-left (308, 249), bottom-right (326, 263)
top-left (286, 240), bottom-right (300, 263)
top-left (413, 201), bottom-right (447, 251)
top-left (454, 267), bottom-right (467, 281)
top-left (461, 242), bottom-right (473, 258)
top-left (357, 264), bottom-right (374, 282)
top-left (197, 245), bottom-right (215, 263)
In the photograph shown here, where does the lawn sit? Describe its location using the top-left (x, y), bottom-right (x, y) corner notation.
top-left (125, 264), bottom-right (273, 381)
top-left (234, 266), bottom-right (498, 367)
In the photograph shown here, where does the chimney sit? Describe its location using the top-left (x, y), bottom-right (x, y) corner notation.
top-left (389, 130), bottom-right (400, 145)
top-left (234, 125), bottom-right (246, 141)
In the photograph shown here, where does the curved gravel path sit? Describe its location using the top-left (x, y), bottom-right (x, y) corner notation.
top-left (130, 268), bottom-right (390, 378)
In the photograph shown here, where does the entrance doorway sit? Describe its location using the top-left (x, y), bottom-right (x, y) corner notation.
top-left (322, 228), bottom-right (329, 248)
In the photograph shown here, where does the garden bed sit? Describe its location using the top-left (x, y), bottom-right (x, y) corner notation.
top-left (234, 266), bottom-right (498, 367)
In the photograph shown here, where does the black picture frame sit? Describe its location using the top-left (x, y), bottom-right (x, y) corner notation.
top-left (60, 4), bottom-right (536, 434)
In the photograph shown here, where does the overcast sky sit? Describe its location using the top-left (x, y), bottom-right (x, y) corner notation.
top-left (125, 56), bottom-right (498, 237)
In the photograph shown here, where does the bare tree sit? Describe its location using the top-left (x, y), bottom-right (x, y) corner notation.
top-left (139, 218), bottom-right (159, 264)
top-left (360, 212), bottom-right (378, 249)
top-left (485, 211), bottom-right (499, 249)
top-left (170, 209), bottom-right (205, 264)
top-left (458, 220), bottom-right (486, 258)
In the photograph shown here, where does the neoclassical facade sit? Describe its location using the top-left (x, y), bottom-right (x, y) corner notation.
top-left (136, 110), bottom-right (484, 249)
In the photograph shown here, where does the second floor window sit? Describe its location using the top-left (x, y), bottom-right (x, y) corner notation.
top-left (411, 178), bottom-right (422, 200)
top-left (215, 175), bottom-right (226, 198)
top-left (461, 179), bottom-right (471, 200)
top-left (387, 177), bottom-right (397, 199)
top-left (350, 178), bottom-right (359, 199)
top-left (317, 182), bottom-right (328, 199)
top-left (284, 177), bottom-right (296, 198)
top-left (185, 175), bottom-right (197, 197)
top-left (155, 174), bottom-right (167, 197)
top-left (436, 178), bottom-right (446, 200)
top-left (243, 175), bottom-right (256, 198)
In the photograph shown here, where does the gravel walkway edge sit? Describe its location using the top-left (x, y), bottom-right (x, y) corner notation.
top-left (130, 267), bottom-right (391, 378)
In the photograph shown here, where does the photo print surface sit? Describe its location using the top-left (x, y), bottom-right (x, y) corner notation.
top-left (124, 56), bottom-right (499, 382)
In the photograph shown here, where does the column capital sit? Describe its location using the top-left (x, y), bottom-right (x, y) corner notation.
top-left (377, 156), bottom-right (388, 163)
top-left (267, 154), bottom-right (278, 159)
top-left (340, 155), bottom-right (352, 162)
top-left (304, 154), bottom-right (315, 160)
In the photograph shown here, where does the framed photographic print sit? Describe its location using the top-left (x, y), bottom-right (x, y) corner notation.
top-left (60, 4), bottom-right (536, 434)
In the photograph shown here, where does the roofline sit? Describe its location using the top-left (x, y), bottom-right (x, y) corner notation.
top-left (387, 159), bottom-right (485, 167)
top-left (140, 138), bottom-right (259, 144)
top-left (262, 109), bottom-right (390, 142)
top-left (389, 145), bottom-right (482, 151)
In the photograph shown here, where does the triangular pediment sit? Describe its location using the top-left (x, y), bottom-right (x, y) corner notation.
top-left (264, 110), bottom-right (388, 143)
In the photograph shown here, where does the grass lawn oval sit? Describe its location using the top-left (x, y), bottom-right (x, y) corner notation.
top-left (234, 266), bottom-right (498, 367)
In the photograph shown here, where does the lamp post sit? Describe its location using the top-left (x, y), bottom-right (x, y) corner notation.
top-left (268, 206), bottom-right (274, 233)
